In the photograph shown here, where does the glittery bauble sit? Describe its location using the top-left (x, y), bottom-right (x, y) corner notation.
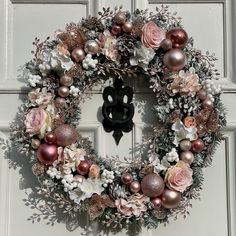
top-left (129, 181), bottom-right (141, 193)
top-left (141, 173), bottom-right (164, 198)
top-left (180, 151), bottom-right (194, 164)
top-left (58, 86), bottom-right (70, 98)
top-left (54, 124), bottom-right (77, 147)
top-left (84, 40), bottom-right (100, 55)
top-left (163, 49), bottom-right (186, 71)
top-left (37, 143), bottom-right (58, 166)
top-left (122, 22), bottom-right (133, 33)
top-left (114, 11), bottom-right (126, 25)
top-left (197, 89), bottom-right (208, 100)
top-left (166, 28), bottom-right (188, 49)
top-left (111, 25), bottom-right (122, 35)
top-left (44, 132), bottom-right (57, 144)
top-left (71, 47), bottom-right (85, 62)
top-left (191, 139), bottom-right (204, 153)
top-left (151, 197), bottom-right (162, 209)
top-left (55, 97), bottom-right (66, 108)
top-left (60, 75), bottom-right (73, 87)
top-left (180, 139), bottom-right (192, 151)
top-left (202, 98), bottom-right (214, 109)
top-left (31, 138), bottom-right (41, 149)
top-left (160, 38), bottom-right (173, 51)
top-left (76, 160), bottom-right (91, 176)
top-left (121, 173), bottom-right (133, 185)
top-left (161, 189), bottom-right (181, 209)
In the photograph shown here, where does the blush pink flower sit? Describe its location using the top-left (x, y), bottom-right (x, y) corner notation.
top-left (141, 21), bottom-right (166, 49)
top-left (89, 164), bottom-right (101, 178)
top-left (28, 88), bottom-right (52, 107)
top-left (165, 161), bottom-right (193, 192)
top-left (25, 107), bottom-right (50, 137)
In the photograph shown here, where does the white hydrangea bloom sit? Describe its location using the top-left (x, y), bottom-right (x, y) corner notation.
top-left (101, 169), bottom-right (115, 187)
top-left (70, 86), bottom-right (80, 97)
top-left (202, 79), bottom-right (221, 102)
top-left (82, 54), bottom-right (98, 70)
top-left (28, 74), bottom-right (41, 87)
top-left (164, 148), bottom-right (179, 162)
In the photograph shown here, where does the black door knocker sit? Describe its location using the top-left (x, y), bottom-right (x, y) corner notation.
top-left (102, 78), bottom-right (134, 145)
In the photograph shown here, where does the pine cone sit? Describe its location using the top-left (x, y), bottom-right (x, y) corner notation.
top-left (109, 183), bottom-right (129, 199)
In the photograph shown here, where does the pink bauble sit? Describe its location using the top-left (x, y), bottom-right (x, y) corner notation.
top-left (111, 25), bottom-right (122, 35)
top-left (180, 139), bottom-right (192, 151)
top-left (60, 75), bottom-right (73, 87)
top-left (58, 86), bottom-right (70, 98)
top-left (55, 97), bottom-right (67, 108)
top-left (163, 49), bottom-right (186, 71)
top-left (121, 173), bottom-right (133, 185)
top-left (161, 38), bottom-right (173, 51)
top-left (44, 132), bottom-right (57, 144)
top-left (151, 197), bottom-right (162, 209)
top-left (76, 160), bottom-right (91, 176)
top-left (84, 40), bottom-right (100, 55)
top-left (114, 11), bottom-right (126, 25)
top-left (141, 173), bottom-right (164, 198)
top-left (191, 139), bottom-right (204, 153)
top-left (71, 47), bottom-right (85, 62)
top-left (197, 89), bottom-right (208, 101)
top-left (122, 22), bottom-right (133, 33)
top-left (54, 124), bottom-right (77, 147)
top-left (180, 151), bottom-right (194, 164)
top-left (202, 98), bottom-right (214, 109)
top-left (161, 188), bottom-right (181, 209)
top-left (37, 143), bottom-right (58, 166)
top-left (166, 28), bottom-right (188, 49)
top-left (129, 181), bottom-right (141, 193)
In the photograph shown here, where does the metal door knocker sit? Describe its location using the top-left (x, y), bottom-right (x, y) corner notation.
top-left (102, 78), bottom-right (134, 145)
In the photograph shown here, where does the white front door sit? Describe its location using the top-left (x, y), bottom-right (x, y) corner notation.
top-left (0, 1), bottom-right (235, 236)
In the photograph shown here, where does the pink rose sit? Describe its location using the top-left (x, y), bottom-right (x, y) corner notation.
top-left (141, 21), bottom-right (166, 49)
top-left (28, 88), bottom-right (52, 107)
top-left (165, 161), bottom-right (193, 192)
top-left (25, 107), bottom-right (49, 137)
top-left (89, 164), bottom-right (101, 178)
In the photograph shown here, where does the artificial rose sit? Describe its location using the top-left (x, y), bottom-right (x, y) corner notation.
top-left (141, 21), bottom-right (166, 49)
top-left (89, 164), bottom-right (101, 178)
top-left (165, 161), bottom-right (193, 192)
top-left (25, 107), bottom-right (50, 137)
top-left (28, 88), bottom-right (52, 107)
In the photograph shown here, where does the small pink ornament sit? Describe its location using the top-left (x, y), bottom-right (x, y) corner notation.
top-left (151, 197), bottom-right (162, 209)
top-left (84, 40), bottom-right (100, 55)
top-left (55, 97), bottom-right (66, 108)
top-left (191, 139), bottom-right (204, 153)
top-left (37, 143), bottom-right (58, 166)
top-left (121, 173), bottom-right (133, 185)
top-left (129, 181), bottom-right (141, 193)
top-left (180, 139), bottom-right (192, 151)
top-left (122, 22), bottom-right (133, 33)
top-left (114, 11), bottom-right (126, 25)
top-left (60, 75), bottom-right (73, 87)
top-left (111, 25), bottom-right (122, 35)
top-left (76, 160), bottom-right (91, 176)
top-left (58, 86), bottom-right (70, 98)
top-left (166, 28), bottom-right (188, 49)
top-left (161, 188), bottom-right (181, 209)
top-left (180, 151), bottom-right (194, 164)
top-left (161, 38), bottom-right (172, 51)
top-left (163, 49), bottom-right (186, 71)
top-left (44, 132), bottom-right (57, 144)
top-left (71, 47), bottom-right (85, 62)
top-left (202, 98), bottom-right (214, 109)
top-left (197, 89), bottom-right (208, 101)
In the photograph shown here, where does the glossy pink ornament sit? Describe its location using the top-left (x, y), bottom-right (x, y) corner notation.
top-left (161, 188), bottom-right (181, 209)
top-left (141, 173), bottom-right (164, 198)
top-left (44, 132), bottom-right (56, 144)
top-left (129, 181), bottom-right (141, 193)
top-left (151, 197), bottom-right (162, 209)
top-left (180, 139), bottom-right (192, 151)
top-left (76, 160), bottom-right (91, 176)
top-left (197, 89), bottom-right (208, 101)
top-left (191, 139), bottom-right (204, 153)
top-left (122, 22), bottom-right (133, 33)
top-left (84, 40), bottom-right (100, 55)
top-left (71, 47), bottom-right (85, 62)
top-left (163, 49), bottom-right (186, 71)
top-left (60, 75), bottom-right (73, 87)
top-left (114, 11), bottom-right (126, 25)
top-left (166, 28), bottom-right (188, 49)
top-left (37, 143), bottom-right (58, 166)
top-left (55, 97), bottom-right (66, 108)
top-left (111, 25), bottom-right (122, 35)
top-left (180, 151), bottom-right (194, 164)
top-left (202, 98), bottom-right (214, 109)
top-left (58, 86), bottom-right (70, 98)
top-left (160, 38), bottom-right (173, 51)
top-left (121, 173), bottom-right (133, 185)
top-left (54, 124), bottom-right (77, 147)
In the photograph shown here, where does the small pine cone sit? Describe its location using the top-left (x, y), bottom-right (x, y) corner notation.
top-left (109, 183), bottom-right (129, 199)
top-left (32, 162), bottom-right (46, 176)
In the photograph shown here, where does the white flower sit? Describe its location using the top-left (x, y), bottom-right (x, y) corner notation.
top-left (82, 54), bottom-right (98, 70)
top-left (28, 87), bottom-right (52, 107)
top-left (70, 86), bottom-right (80, 97)
top-left (130, 44), bottom-right (155, 70)
top-left (164, 148), bottom-right (179, 162)
top-left (101, 169), bottom-right (115, 187)
top-left (202, 79), bottom-right (221, 102)
top-left (28, 74), bottom-right (41, 87)
top-left (172, 119), bottom-right (198, 146)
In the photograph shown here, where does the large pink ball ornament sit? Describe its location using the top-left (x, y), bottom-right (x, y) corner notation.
top-left (141, 173), bottom-right (165, 198)
top-left (161, 189), bottom-right (181, 209)
top-left (163, 49), bottom-right (186, 71)
top-left (54, 124), bottom-right (78, 147)
top-left (166, 28), bottom-right (188, 49)
top-left (37, 143), bottom-right (58, 166)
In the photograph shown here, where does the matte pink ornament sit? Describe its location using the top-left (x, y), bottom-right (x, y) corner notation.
top-left (55, 97), bottom-right (66, 108)
top-left (37, 143), bottom-right (58, 166)
top-left (160, 38), bottom-right (173, 51)
top-left (191, 139), bottom-right (204, 153)
top-left (163, 49), bottom-right (186, 71)
top-left (161, 188), bottom-right (181, 209)
top-left (121, 173), bottom-right (133, 185)
top-left (151, 197), bottom-right (162, 209)
top-left (180, 151), bottom-right (194, 164)
top-left (71, 47), bottom-right (85, 62)
top-left (84, 40), bottom-right (100, 55)
top-left (129, 181), bottom-right (141, 193)
top-left (180, 139), bottom-right (192, 151)
top-left (58, 86), bottom-right (70, 98)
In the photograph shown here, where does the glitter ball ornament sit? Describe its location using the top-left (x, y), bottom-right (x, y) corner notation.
top-left (163, 49), bottom-right (186, 71)
top-left (191, 139), bottom-right (204, 153)
top-left (129, 181), bottom-right (141, 193)
top-left (121, 173), bottom-right (133, 185)
top-left (114, 11), bottom-right (126, 25)
top-left (54, 124), bottom-right (77, 147)
top-left (141, 173), bottom-right (164, 198)
top-left (37, 143), bottom-right (58, 166)
top-left (180, 139), bottom-right (192, 151)
top-left (76, 160), bottom-right (91, 176)
top-left (166, 28), bottom-right (188, 49)
top-left (161, 188), bottom-right (181, 209)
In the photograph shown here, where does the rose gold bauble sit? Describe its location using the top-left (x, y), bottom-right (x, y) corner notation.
top-left (141, 173), bottom-right (164, 198)
top-left (111, 25), bottom-right (122, 35)
top-left (84, 40), bottom-right (100, 55)
top-left (197, 89), bottom-right (208, 101)
top-left (31, 139), bottom-right (41, 149)
top-left (44, 132), bottom-right (57, 144)
top-left (161, 188), bottom-right (181, 209)
top-left (122, 22), bottom-right (133, 33)
top-left (160, 38), bottom-right (173, 51)
top-left (180, 151), bottom-right (194, 164)
top-left (151, 197), bottom-right (162, 209)
top-left (202, 98), bottom-right (214, 109)
top-left (191, 139), bottom-right (204, 153)
top-left (163, 49), bottom-right (186, 71)
top-left (114, 11), bottom-right (126, 25)
top-left (166, 28), bottom-right (188, 49)
top-left (54, 124), bottom-right (77, 147)
top-left (71, 47), bottom-right (85, 62)
top-left (180, 139), bottom-right (192, 151)
top-left (55, 97), bottom-right (66, 108)
top-left (60, 75), bottom-right (73, 87)
top-left (121, 173), bottom-right (133, 185)
top-left (58, 86), bottom-right (70, 98)
top-left (129, 181), bottom-right (141, 193)
top-left (76, 160), bottom-right (91, 176)
top-left (37, 143), bottom-right (58, 166)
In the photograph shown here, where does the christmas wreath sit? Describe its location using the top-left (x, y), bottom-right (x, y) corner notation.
top-left (8, 5), bottom-right (226, 233)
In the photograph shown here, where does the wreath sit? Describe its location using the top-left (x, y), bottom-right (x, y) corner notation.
top-left (8, 5), bottom-right (226, 233)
